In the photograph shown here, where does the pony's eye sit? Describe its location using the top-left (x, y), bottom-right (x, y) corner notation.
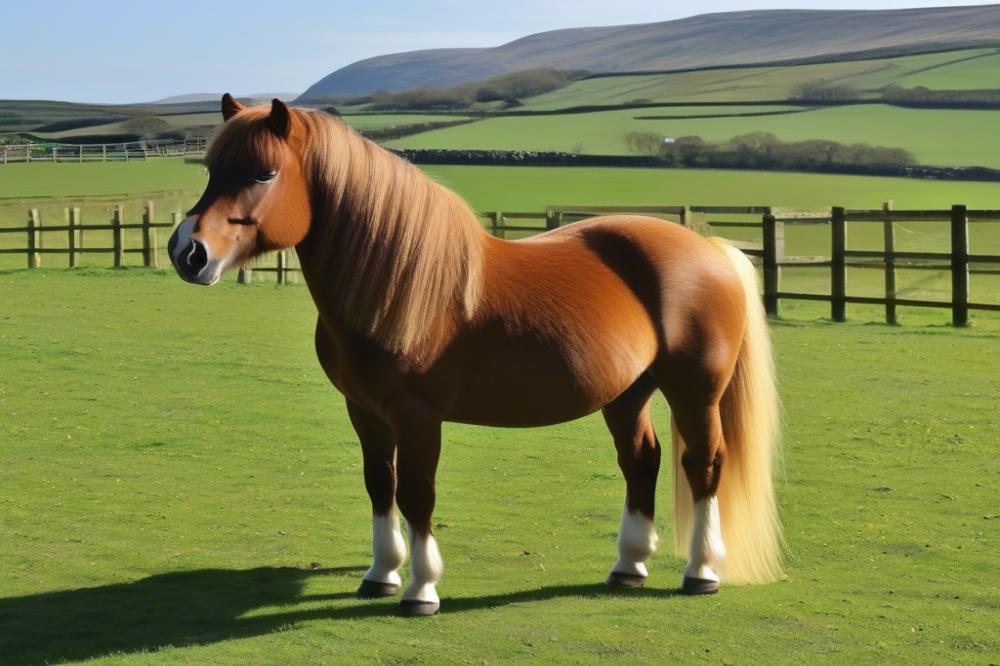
top-left (255, 169), bottom-right (278, 183)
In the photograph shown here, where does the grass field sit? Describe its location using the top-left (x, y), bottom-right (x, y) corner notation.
top-left (0, 269), bottom-right (997, 663)
top-left (520, 48), bottom-right (1000, 110)
top-left (6, 158), bottom-right (999, 213)
top-left (389, 104), bottom-right (1000, 168)
top-left (901, 51), bottom-right (1000, 90)
top-left (21, 110), bottom-right (472, 142)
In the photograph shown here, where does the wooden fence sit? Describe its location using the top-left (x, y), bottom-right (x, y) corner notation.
top-left (0, 137), bottom-right (208, 163)
top-left (0, 202), bottom-right (301, 282)
top-left (482, 203), bottom-right (1000, 327)
top-left (4, 202), bottom-right (998, 326)
top-left (0, 202), bottom-right (175, 269)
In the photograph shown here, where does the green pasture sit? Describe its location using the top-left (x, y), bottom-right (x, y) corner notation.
top-left (16, 108), bottom-right (472, 142)
top-left (389, 104), bottom-right (1000, 168)
top-left (0, 269), bottom-right (997, 664)
top-left (521, 48), bottom-right (1000, 109)
top-left (340, 114), bottom-right (473, 130)
top-left (7, 158), bottom-right (999, 213)
top-left (900, 50), bottom-right (1000, 90)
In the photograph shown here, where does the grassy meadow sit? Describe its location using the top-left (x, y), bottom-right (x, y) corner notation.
top-left (389, 104), bottom-right (1000, 168)
top-left (0, 269), bottom-right (997, 664)
top-left (520, 48), bottom-right (1000, 109)
top-left (3, 19), bottom-right (1000, 666)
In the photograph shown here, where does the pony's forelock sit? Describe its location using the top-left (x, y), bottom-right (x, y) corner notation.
top-left (204, 109), bottom-right (287, 181)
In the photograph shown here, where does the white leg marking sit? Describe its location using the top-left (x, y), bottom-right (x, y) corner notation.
top-left (402, 525), bottom-right (442, 604)
top-left (363, 512), bottom-right (407, 586)
top-left (684, 496), bottom-right (726, 582)
top-left (611, 507), bottom-right (658, 577)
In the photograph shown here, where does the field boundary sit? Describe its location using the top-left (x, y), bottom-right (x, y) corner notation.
top-left (484, 203), bottom-right (999, 326)
top-left (3, 201), bottom-right (997, 326)
top-left (0, 137), bottom-right (207, 163)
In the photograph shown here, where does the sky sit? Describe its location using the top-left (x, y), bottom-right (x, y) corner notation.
top-left (2, 1), bottom-right (995, 103)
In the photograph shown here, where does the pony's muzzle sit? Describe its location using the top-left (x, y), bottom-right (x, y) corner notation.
top-left (168, 217), bottom-right (215, 285)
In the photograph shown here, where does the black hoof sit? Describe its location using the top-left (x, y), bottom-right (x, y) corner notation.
top-left (399, 599), bottom-right (440, 617)
top-left (356, 579), bottom-right (400, 599)
top-left (681, 576), bottom-right (720, 595)
top-left (606, 571), bottom-right (647, 588)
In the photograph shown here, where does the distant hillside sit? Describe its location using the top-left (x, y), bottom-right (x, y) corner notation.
top-left (151, 92), bottom-right (299, 104)
top-left (299, 5), bottom-right (1000, 98)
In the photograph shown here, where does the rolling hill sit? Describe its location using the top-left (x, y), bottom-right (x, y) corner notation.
top-left (150, 92), bottom-right (300, 104)
top-left (299, 5), bottom-right (1000, 98)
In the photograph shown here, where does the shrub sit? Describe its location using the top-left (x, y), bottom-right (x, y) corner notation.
top-left (791, 81), bottom-right (860, 102)
top-left (368, 68), bottom-right (572, 110)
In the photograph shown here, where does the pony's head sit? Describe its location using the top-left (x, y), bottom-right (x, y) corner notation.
top-left (168, 94), bottom-right (311, 285)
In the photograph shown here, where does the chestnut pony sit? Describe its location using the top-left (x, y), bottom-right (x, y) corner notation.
top-left (168, 95), bottom-right (783, 616)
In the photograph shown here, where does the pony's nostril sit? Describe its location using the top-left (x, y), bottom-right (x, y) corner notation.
top-left (185, 240), bottom-right (209, 274)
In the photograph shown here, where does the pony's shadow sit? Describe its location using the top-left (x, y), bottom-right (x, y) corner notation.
top-left (0, 565), bottom-right (681, 663)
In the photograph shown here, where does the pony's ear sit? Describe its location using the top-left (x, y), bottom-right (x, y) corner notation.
top-left (268, 98), bottom-right (293, 138)
top-left (221, 93), bottom-right (245, 121)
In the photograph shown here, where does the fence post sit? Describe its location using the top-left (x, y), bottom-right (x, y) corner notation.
top-left (66, 208), bottom-right (76, 268)
top-left (882, 201), bottom-right (897, 325)
top-left (237, 266), bottom-right (252, 284)
top-left (761, 209), bottom-right (780, 316)
top-left (831, 206), bottom-right (847, 322)
top-left (951, 204), bottom-right (969, 327)
top-left (679, 205), bottom-right (691, 228)
top-left (276, 250), bottom-right (286, 284)
top-left (36, 206), bottom-right (44, 252)
top-left (545, 208), bottom-right (559, 231)
top-left (497, 211), bottom-right (506, 240)
top-left (102, 144), bottom-right (107, 162)
top-left (142, 200), bottom-right (155, 267)
top-left (113, 205), bottom-right (124, 268)
top-left (487, 211), bottom-right (499, 237)
top-left (27, 209), bottom-right (40, 268)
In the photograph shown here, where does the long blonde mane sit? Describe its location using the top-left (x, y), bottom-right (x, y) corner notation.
top-left (294, 111), bottom-right (486, 357)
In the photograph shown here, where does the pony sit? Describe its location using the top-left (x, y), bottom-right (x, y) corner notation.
top-left (167, 94), bottom-right (783, 616)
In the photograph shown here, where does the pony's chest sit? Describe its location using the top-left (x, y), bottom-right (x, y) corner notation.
top-left (313, 320), bottom-right (375, 402)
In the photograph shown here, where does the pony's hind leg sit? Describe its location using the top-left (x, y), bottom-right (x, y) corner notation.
top-left (667, 397), bottom-right (728, 595)
top-left (674, 404), bottom-right (726, 594)
top-left (602, 372), bottom-right (661, 588)
top-left (346, 400), bottom-right (408, 599)
top-left (655, 339), bottom-right (738, 595)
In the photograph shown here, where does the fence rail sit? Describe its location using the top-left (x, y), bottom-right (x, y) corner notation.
top-left (1, 203), bottom-right (175, 269)
top-left (3, 201), bottom-right (997, 325)
top-left (479, 203), bottom-right (999, 326)
top-left (0, 137), bottom-right (208, 163)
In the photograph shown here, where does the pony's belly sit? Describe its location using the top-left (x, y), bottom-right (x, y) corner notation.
top-left (443, 332), bottom-right (655, 427)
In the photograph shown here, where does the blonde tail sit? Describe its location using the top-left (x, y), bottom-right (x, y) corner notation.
top-left (672, 238), bottom-right (784, 585)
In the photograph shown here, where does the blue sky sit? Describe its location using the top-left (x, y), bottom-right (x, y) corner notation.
top-left (2, 1), bottom-right (993, 103)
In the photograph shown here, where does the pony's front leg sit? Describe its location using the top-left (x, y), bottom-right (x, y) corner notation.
top-left (393, 415), bottom-right (444, 617)
top-left (347, 400), bottom-right (407, 598)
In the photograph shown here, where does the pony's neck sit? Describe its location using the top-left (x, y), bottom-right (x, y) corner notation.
top-left (295, 112), bottom-right (485, 358)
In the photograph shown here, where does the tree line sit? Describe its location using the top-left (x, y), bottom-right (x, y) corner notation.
top-left (322, 69), bottom-right (577, 110)
top-left (791, 81), bottom-right (1000, 108)
top-left (625, 131), bottom-right (916, 171)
